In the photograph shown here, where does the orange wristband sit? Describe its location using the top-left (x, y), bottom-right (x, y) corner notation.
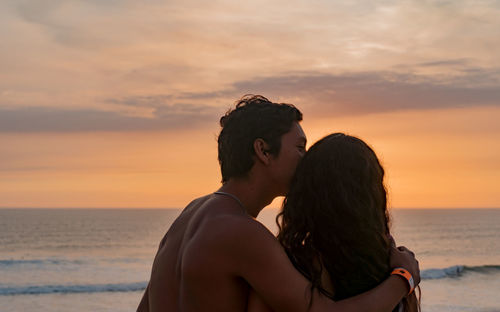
top-left (391, 268), bottom-right (415, 295)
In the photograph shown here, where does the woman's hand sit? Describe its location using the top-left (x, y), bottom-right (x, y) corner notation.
top-left (389, 245), bottom-right (421, 287)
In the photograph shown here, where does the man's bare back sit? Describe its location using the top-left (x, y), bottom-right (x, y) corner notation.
top-left (138, 193), bottom-right (283, 312)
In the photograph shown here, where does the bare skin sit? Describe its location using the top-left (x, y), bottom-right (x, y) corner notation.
top-left (137, 123), bottom-right (420, 312)
top-left (247, 246), bottom-right (417, 312)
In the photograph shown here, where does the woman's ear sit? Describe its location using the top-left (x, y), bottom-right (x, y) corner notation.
top-left (253, 138), bottom-right (271, 165)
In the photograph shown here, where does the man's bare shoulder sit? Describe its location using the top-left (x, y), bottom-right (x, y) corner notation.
top-left (196, 203), bottom-right (275, 247)
top-left (181, 199), bottom-right (281, 271)
top-left (182, 194), bottom-right (213, 214)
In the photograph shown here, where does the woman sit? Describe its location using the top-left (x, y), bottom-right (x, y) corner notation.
top-left (249, 133), bottom-right (419, 312)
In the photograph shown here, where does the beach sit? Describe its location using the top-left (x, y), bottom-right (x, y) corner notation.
top-left (1, 208), bottom-right (499, 312)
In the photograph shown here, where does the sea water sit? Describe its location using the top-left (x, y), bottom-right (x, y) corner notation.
top-left (0, 208), bottom-right (499, 311)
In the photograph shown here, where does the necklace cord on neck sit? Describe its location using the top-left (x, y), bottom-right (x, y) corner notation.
top-left (213, 191), bottom-right (246, 212)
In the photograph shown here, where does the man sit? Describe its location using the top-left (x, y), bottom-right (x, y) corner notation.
top-left (138, 95), bottom-right (420, 312)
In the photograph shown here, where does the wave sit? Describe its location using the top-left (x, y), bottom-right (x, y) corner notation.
top-left (1, 264), bottom-right (498, 295)
top-left (0, 257), bottom-right (143, 266)
top-left (421, 264), bottom-right (500, 280)
top-left (0, 282), bottom-right (147, 296)
top-left (0, 259), bottom-right (81, 266)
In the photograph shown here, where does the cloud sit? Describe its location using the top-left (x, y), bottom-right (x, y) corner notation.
top-left (106, 95), bottom-right (173, 108)
top-left (223, 68), bottom-right (500, 116)
top-left (9, 0), bottom-right (157, 49)
top-left (416, 59), bottom-right (473, 68)
top-left (0, 104), bottom-right (222, 133)
top-left (3, 66), bottom-right (499, 133)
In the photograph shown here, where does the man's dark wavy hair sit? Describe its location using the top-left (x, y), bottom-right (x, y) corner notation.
top-left (277, 133), bottom-right (419, 312)
top-left (217, 95), bottom-right (302, 183)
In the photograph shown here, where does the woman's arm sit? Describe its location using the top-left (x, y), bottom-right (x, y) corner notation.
top-left (232, 219), bottom-right (420, 312)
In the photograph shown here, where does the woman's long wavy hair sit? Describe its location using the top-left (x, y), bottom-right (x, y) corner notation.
top-left (277, 133), bottom-right (419, 312)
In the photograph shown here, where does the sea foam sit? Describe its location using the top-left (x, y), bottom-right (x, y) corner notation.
top-left (0, 282), bottom-right (147, 296)
top-left (421, 264), bottom-right (500, 280)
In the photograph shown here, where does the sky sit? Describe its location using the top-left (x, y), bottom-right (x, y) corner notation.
top-left (1, 0), bottom-right (499, 208)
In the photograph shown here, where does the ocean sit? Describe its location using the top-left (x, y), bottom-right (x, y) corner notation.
top-left (0, 208), bottom-right (499, 312)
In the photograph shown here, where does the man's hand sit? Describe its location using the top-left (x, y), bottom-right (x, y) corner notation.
top-left (389, 245), bottom-right (421, 287)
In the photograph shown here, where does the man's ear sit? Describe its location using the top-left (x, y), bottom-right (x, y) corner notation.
top-left (253, 138), bottom-right (271, 165)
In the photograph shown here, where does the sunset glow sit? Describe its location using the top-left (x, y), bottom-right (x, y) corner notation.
top-left (1, 0), bottom-right (499, 208)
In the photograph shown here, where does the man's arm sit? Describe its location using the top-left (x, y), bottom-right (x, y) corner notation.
top-left (137, 230), bottom-right (171, 312)
top-left (228, 218), bottom-right (419, 312)
top-left (137, 283), bottom-right (150, 312)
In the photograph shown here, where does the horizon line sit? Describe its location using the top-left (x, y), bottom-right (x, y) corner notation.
top-left (1, 207), bottom-right (499, 210)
